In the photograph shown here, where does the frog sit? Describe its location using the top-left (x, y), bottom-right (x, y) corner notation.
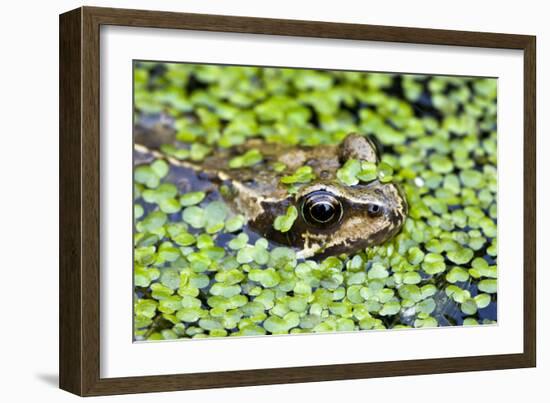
top-left (135, 115), bottom-right (408, 258)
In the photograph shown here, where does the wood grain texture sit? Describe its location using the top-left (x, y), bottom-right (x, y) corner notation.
top-left (86, 6), bottom-right (532, 49)
top-left (523, 38), bottom-right (537, 367)
top-left (59, 6), bottom-right (537, 396)
top-left (81, 6), bottom-right (102, 396)
top-left (59, 8), bottom-right (83, 395)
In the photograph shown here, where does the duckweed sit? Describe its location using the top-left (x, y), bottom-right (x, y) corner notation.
top-left (273, 206), bottom-right (298, 232)
top-left (179, 191), bottom-right (206, 207)
top-left (336, 159), bottom-right (362, 186)
top-left (229, 149), bottom-right (263, 168)
top-left (357, 161), bottom-right (378, 183)
top-left (280, 166), bottom-right (315, 185)
top-left (133, 62), bottom-right (498, 341)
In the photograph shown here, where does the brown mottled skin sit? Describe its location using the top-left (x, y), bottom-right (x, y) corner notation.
top-left (135, 116), bottom-right (408, 258)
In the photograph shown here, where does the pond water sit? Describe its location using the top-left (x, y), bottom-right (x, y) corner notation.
top-left (133, 62), bottom-right (498, 341)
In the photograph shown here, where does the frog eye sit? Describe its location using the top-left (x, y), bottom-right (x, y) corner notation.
top-left (366, 202), bottom-right (384, 217)
top-left (301, 191), bottom-right (343, 228)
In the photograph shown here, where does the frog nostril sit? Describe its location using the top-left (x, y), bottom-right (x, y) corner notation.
top-left (367, 203), bottom-right (383, 217)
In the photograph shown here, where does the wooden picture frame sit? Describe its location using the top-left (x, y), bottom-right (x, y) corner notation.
top-left (59, 6), bottom-right (536, 396)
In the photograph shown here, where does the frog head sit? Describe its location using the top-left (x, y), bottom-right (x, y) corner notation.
top-left (247, 134), bottom-right (408, 258)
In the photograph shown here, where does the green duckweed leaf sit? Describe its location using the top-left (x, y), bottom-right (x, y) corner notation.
top-left (474, 293), bottom-right (491, 309)
top-left (176, 307), bottom-right (205, 323)
top-left (460, 169), bottom-right (484, 188)
top-left (425, 239), bottom-right (443, 253)
top-left (159, 198), bottom-right (181, 214)
top-left (189, 143), bottom-right (211, 161)
top-left (447, 247), bottom-right (474, 265)
top-left (263, 312), bottom-right (300, 334)
top-left (134, 165), bottom-right (160, 189)
top-left (225, 215), bottom-right (245, 232)
top-left (249, 268), bottom-right (281, 288)
top-left (273, 205), bottom-right (298, 232)
top-left (196, 233), bottom-right (214, 249)
top-left (379, 301), bottom-right (401, 316)
top-left (151, 283), bottom-right (174, 300)
top-left (205, 201), bottom-right (229, 230)
top-left (272, 161), bottom-right (287, 172)
top-left (229, 149), bottom-right (263, 168)
top-left (460, 298), bottom-right (478, 315)
top-left (180, 191), bottom-right (206, 207)
top-left (336, 159), bottom-right (361, 186)
top-left (182, 206), bottom-right (206, 228)
top-left (134, 266), bottom-right (160, 287)
top-left (421, 284), bottom-right (437, 299)
top-left (236, 245), bottom-right (255, 264)
top-left (422, 253), bottom-right (446, 275)
top-left (134, 204), bottom-right (144, 219)
top-left (368, 262), bottom-right (389, 279)
top-left (138, 211), bottom-right (167, 233)
top-left (143, 183), bottom-right (178, 203)
top-left (407, 246), bottom-right (425, 265)
top-left (210, 283), bottom-right (242, 298)
top-left (357, 161), bottom-right (378, 182)
top-left (135, 299), bottom-right (157, 319)
top-left (403, 271), bottom-right (422, 285)
top-left (417, 298), bottom-right (436, 314)
top-left (377, 162), bottom-right (394, 183)
top-left (160, 269), bottom-right (181, 290)
top-left (199, 318), bottom-right (224, 331)
top-left (158, 242), bottom-right (180, 262)
top-left (446, 267), bottom-right (469, 283)
top-left (151, 159), bottom-right (169, 179)
top-left (160, 144), bottom-right (189, 160)
top-left (398, 284), bottom-right (423, 303)
top-left (478, 279), bottom-right (497, 293)
top-left (173, 232), bottom-right (196, 246)
top-left (269, 247), bottom-right (297, 269)
top-left (252, 240), bottom-right (270, 265)
top-left (228, 233), bottom-right (249, 250)
top-left (430, 155), bottom-right (453, 174)
top-left (134, 246), bottom-right (156, 266)
top-left (159, 295), bottom-right (182, 313)
top-left (281, 166), bottom-right (315, 184)
top-left (414, 316), bottom-right (438, 328)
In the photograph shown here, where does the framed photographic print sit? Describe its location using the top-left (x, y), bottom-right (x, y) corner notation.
top-left (59, 6), bottom-right (536, 396)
